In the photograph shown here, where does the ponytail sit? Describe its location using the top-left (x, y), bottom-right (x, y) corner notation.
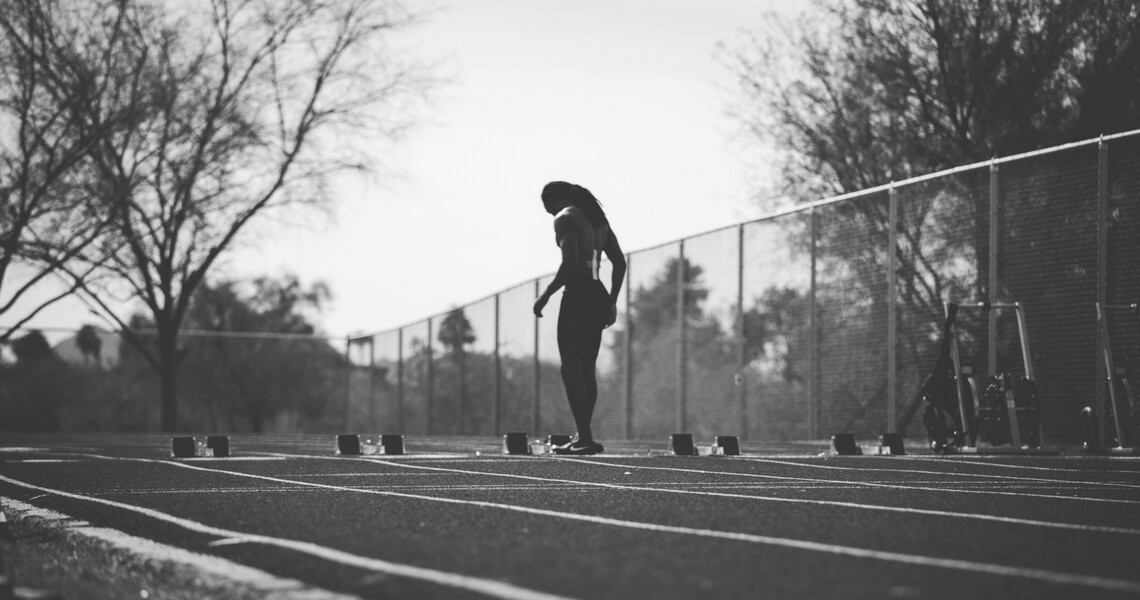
top-left (542, 181), bottom-right (608, 227)
top-left (571, 184), bottom-right (608, 228)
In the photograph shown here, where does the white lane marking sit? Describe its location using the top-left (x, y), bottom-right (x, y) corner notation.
top-left (554, 457), bottom-right (1140, 506)
top-left (11, 459), bottom-right (79, 464)
top-left (865, 455), bottom-right (1140, 475)
top-left (3, 497), bottom-right (359, 600)
top-left (45, 454), bottom-right (1140, 594)
top-left (245, 451), bottom-right (472, 460)
top-left (172, 456), bottom-right (291, 462)
top-left (256, 451), bottom-right (1140, 535)
top-left (739, 457), bottom-right (1140, 489)
top-left (720, 458), bottom-right (1140, 503)
top-left (0, 476), bottom-right (577, 600)
top-left (389, 455), bottom-right (1140, 532)
top-left (77, 481), bottom-right (1134, 497)
top-left (0, 447), bottom-right (52, 453)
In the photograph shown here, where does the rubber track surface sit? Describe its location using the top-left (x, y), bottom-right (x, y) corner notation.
top-left (3, 433), bottom-right (1140, 599)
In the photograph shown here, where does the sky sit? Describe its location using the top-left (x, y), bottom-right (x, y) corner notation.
top-left (6, 0), bottom-right (806, 341)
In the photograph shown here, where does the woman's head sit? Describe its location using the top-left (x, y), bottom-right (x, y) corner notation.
top-left (541, 181), bottom-right (608, 226)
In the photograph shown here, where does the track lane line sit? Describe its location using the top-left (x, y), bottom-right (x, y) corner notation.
top-left (562, 457), bottom-right (1140, 506)
top-left (2, 497), bottom-right (360, 600)
top-left (0, 475), bottom-right (578, 600)
top-left (253, 451), bottom-right (1140, 535)
top-left (851, 456), bottom-right (1140, 475)
top-left (737, 457), bottom-right (1140, 489)
top-left (16, 452), bottom-right (1140, 593)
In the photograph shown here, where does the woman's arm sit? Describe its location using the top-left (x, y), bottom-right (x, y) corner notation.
top-left (533, 213), bottom-right (580, 317)
top-left (603, 230), bottom-right (626, 326)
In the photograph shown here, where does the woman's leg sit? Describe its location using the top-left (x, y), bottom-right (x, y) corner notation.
top-left (560, 353), bottom-right (594, 443)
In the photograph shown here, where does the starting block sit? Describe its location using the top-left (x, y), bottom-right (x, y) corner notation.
top-left (336, 434), bottom-right (405, 455)
top-left (715, 435), bottom-right (741, 456)
top-left (170, 436), bottom-right (230, 458)
top-left (503, 432), bottom-right (530, 455)
top-left (831, 433), bottom-right (862, 455)
top-left (671, 434), bottom-right (740, 456)
top-left (528, 433), bottom-right (573, 456)
top-left (336, 433), bottom-right (361, 455)
top-left (380, 434), bottom-right (405, 455)
top-left (880, 433), bottom-right (906, 455)
top-left (830, 433), bottom-right (905, 456)
top-left (670, 433), bottom-right (697, 456)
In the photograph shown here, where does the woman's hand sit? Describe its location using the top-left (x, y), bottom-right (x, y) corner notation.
top-left (533, 293), bottom-right (550, 317)
top-left (605, 302), bottom-right (618, 327)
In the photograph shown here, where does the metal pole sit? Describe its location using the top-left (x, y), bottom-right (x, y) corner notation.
top-left (397, 328), bottom-right (404, 433)
top-left (677, 241), bottom-right (687, 433)
top-left (494, 293), bottom-right (502, 435)
top-left (809, 208), bottom-right (819, 439)
top-left (458, 318), bottom-right (466, 435)
top-left (368, 337), bottom-right (376, 431)
top-left (989, 160), bottom-right (999, 376)
top-left (426, 317), bottom-right (434, 435)
top-left (737, 224), bottom-right (747, 440)
top-left (887, 185), bottom-right (898, 433)
top-left (624, 253), bottom-right (633, 440)
top-left (533, 278), bottom-right (541, 435)
top-left (344, 335), bottom-right (352, 432)
top-left (1097, 137), bottom-right (1108, 434)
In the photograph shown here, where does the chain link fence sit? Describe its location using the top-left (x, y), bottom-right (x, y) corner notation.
top-left (3, 131), bottom-right (1137, 441)
top-left (347, 131), bottom-right (1140, 445)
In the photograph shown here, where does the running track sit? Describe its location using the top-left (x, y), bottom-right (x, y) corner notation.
top-left (2, 434), bottom-right (1140, 599)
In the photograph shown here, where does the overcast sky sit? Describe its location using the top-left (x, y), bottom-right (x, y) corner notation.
top-left (8, 0), bottom-right (807, 341)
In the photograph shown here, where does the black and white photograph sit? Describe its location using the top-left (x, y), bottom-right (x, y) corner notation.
top-left (2, 0), bottom-right (1140, 598)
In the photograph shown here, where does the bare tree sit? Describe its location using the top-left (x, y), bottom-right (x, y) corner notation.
top-left (38, 0), bottom-right (431, 431)
top-left (0, 0), bottom-right (133, 343)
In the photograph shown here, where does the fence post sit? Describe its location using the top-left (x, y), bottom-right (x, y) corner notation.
top-left (737, 224), bottom-right (747, 440)
top-left (344, 335), bottom-right (352, 432)
top-left (427, 317), bottom-right (434, 435)
top-left (533, 278), bottom-right (541, 435)
top-left (368, 337), bottom-right (376, 431)
top-left (624, 253), bottom-right (633, 440)
top-left (989, 160), bottom-right (999, 376)
top-left (887, 184), bottom-right (898, 434)
top-left (494, 293), bottom-right (502, 435)
top-left (397, 328), bottom-right (404, 433)
top-left (809, 207), bottom-right (819, 439)
top-left (459, 322), bottom-right (467, 435)
top-left (1097, 136), bottom-right (1108, 433)
top-left (677, 241), bottom-right (687, 433)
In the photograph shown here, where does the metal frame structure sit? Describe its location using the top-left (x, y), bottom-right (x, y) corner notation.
top-left (945, 301), bottom-right (1049, 453)
top-left (1091, 302), bottom-right (1139, 453)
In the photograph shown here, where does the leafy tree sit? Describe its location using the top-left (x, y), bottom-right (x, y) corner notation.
top-left (14, 0), bottom-right (432, 432)
top-left (76, 324), bottom-right (102, 366)
top-left (724, 0), bottom-right (1140, 437)
top-left (628, 257), bottom-right (708, 341)
top-left (438, 308), bottom-right (475, 353)
top-left (121, 275), bottom-right (345, 433)
top-left (0, 329), bottom-right (71, 431)
top-left (436, 308), bottom-right (476, 433)
top-left (726, 0), bottom-right (1140, 202)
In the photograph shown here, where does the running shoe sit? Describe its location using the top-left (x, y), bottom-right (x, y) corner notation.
top-left (553, 441), bottom-right (604, 455)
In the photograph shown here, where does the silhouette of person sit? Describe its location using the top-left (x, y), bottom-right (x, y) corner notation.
top-left (533, 181), bottom-right (626, 455)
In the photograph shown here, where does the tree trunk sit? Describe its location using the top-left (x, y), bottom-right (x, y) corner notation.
top-left (158, 327), bottom-right (180, 432)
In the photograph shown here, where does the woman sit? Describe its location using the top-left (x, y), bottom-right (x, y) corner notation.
top-left (533, 181), bottom-right (626, 455)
